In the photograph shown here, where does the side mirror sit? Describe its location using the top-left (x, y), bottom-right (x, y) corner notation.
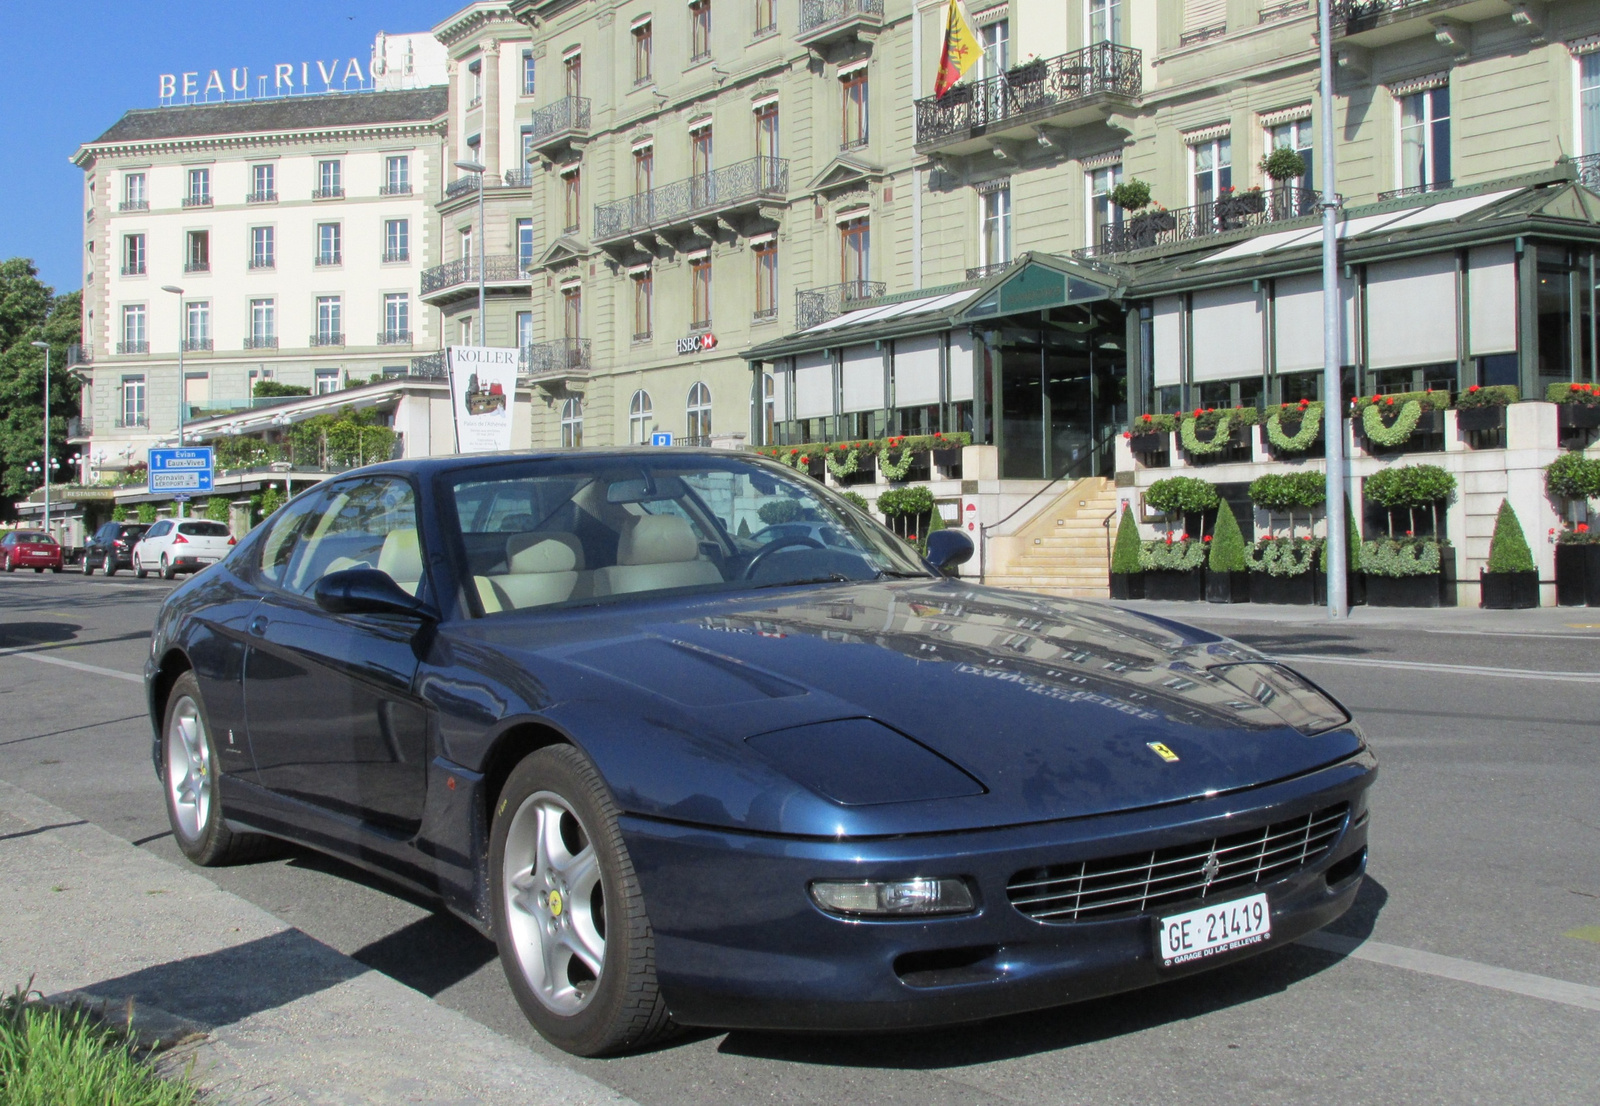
top-left (925, 530), bottom-right (975, 576)
top-left (314, 568), bottom-right (436, 620)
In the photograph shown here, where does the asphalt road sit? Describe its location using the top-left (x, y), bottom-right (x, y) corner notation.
top-left (2, 571), bottom-right (1597, 1104)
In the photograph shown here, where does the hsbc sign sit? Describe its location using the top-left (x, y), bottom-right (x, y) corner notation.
top-left (676, 332), bottom-right (718, 355)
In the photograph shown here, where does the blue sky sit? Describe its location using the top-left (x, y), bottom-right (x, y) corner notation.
top-left (0, 1), bottom-right (451, 297)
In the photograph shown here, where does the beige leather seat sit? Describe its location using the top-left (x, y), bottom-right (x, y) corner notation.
top-left (377, 528), bottom-right (423, 595)
top-left (592, 515), bottom-right (723, 597)
top-left (475, 536), bottom-right (579, 613)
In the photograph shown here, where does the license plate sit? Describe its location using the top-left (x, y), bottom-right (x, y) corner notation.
top-left (1157, 893), bottom-right (1271, 967)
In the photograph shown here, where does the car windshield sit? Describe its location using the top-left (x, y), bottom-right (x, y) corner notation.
top-left (447, 453), bottom-right (930, 616)
top-left (177, 521), bottom-right (230, 537)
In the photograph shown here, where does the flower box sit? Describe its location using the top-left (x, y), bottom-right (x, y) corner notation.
top-left (1555, 542), bottom-right (1600, 606)
top-left (1558, 405), bottom-right (1600, 431)
top-left (1109, 572), bottom-right (1144, 601)
top-left (1250, 570), bottom-right (1317, 605)
top-left (1455, 406), bottom-right (1504, 433)
top-left (1205, 569), bottom-right (1251, 604)
top-left (931, 448), bottom-right (964, 470)
top-left (1128, 432), bottom-right (1167, 454)
top-left (1356, 407), bottom-right (1445, 451)
top-left (1480, 569), bottom-right (1538, 610)
top-left (1215, 191), bottom-right (1266, 219)
top-left (1259, 422), bottom-right (1324, 459)
top-left (1006, 60), bottom-right (1047, 84)
top-left (1144, 568), bottom-right (1204, 602)
top-left (1366, 573), bottom-right (1442, 608)
top-left (804, 455), bottom-right (827, 480)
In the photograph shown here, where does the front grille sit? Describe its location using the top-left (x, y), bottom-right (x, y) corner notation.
top-left (1007, 804), bottom-right (1349, 923)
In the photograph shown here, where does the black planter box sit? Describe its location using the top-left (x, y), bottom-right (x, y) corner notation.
top-left (1205, 569), bottom-right (1251, 604)
top-left (1555, 542), bottom-right (1600, 606)
top-left (1366, 573), bottom-right (1442, 607)
top-left (1109, 572), bottom-right (1145, 601)
top-left (1480, 569), bottom-right (1539, 609)
top-left (1128, 432), bottom-right (1167, 454)
top-left (1313, 570), bottom-right (1366, 606)
top-left (1558, 405), bottom-right (1600, 430)
top-left (1250, 571), bottom-right (1317, 605)
top-left (1144, 568), bottom-right (1204, 602)
top-left (1356, 407), bottom-right (1445, 451)
top-left (931, 448), bottom-right (963, 470)
top-left (1455, 406), bottom-right (1505, 433)
top-left (804, 456), bottom-right (827, 480)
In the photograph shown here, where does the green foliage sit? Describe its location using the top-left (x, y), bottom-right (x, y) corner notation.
top-left (1264, 401), bottom-right (1323, 453)
top-left (213, 435), bottom-right (279, 469)
top-left (1139, 538), bottom-right (1206, 571)
top-left (838, 491), bottom-right (869, 512)
top-left (1352, 389), bottom-right (1449, 447)
top-left (253, 380), bottom-right (311, 398)
top-left (735, 517), bottom-right (752, 538)
top-left (1545, 452), bottom-right (1600, 500)
top-left (878, 485), bottom-right (936, 518)
top-left (1319, 500), bottom-right (1362, 572)
top-left (925, 501), bottom-right (946, 534)
top-left (110, 505), bottom-right (128, 522)
top-left (1110, 505), bottom-right (1143, 574)
top-left (758, 432), bottom-right (971, 466)
top-left (1128, 412), bottom-right (1178, 434)
top-left (287, 408), bottom-right (396, 469)
top-left (1486, 499), bottom-right (1535, 574)
top-left (203, 497), bottom-right (231, 524)
top-left (1107, 178), bottom-right (1153, 211)
top-left (0, 260), bottom-right (82, 499)
top-left (1246, 537), bottom-right (1321, 576)
top-left (1207, 505), bottom-right (1247, 572)
top-left (757, 498), bottom-right (803, 525)
top-left (0, 988), bottom-right (204, 1106)
top-left (136, 503), bottom-right (156, 524)
top-left (1145, 476), bottom-right (1219, 515)
top-left (1248, 472), bottom-right (1326, 511)
top-left (1361, 538), bottom-right (1443, 577)
top-left (1547, 382), bottom-right (1600, 406)
top-left (1364, 464), bottom-right (1456, 508)
top-left (1453, 384), bottom-right (1520, 409)
top-left (1260, 146), bottom-right (1308, 181)
top-left (256, 485), bottom-right (285, 521)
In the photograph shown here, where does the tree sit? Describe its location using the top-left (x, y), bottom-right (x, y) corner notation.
top-left (1111, 505), bottom-right (1142, 574)
top-left (1208, 504), bottom-right (1247, 573)
top-left (0, 260), bottom-right (81, 508)
top-left (1486, 499), bottom-right (1534, 574)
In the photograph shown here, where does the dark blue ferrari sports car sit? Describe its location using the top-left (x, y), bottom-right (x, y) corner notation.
top-left (146, 449), bottom-right (1374, 1056)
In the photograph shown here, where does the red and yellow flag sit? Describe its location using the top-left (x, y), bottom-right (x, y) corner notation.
top-left (934, 0), bottom-right (981, 99)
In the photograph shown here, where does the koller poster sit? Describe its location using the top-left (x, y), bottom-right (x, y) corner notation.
top-left (447, 346), bottom-right (520, 453)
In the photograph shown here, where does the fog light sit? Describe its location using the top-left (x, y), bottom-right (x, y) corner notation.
top-left (809, 877), bottom-right (974, 917)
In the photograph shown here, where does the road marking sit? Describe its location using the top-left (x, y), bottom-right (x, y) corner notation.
top-left (1271, 653), bottom-right (1600, 684)
top-left (6, 652), bottom-right (143, 684)
top-left (1565, 926), bottom-right (1600, 945)
top-left (1300, 931), bottom-right (1600, 1012)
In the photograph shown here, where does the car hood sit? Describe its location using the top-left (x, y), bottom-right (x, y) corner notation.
top-left (449, 580), bottom-right (1366, 837)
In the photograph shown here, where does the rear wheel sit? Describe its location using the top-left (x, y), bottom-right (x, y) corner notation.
top-left (3, 555), bottom-right (12, 572)
top-left (49, 566), bottom-right (59, 574)
top-left (490, 744), bottom-right (675, 1057)
top-left (105, 554), bottom-right (118, 577)
top-left (134, 554), bottom-right (146, 579)
top-left (161, 554), bottom-right (176, 581)
top-left (82, 555), bottom-right (95, 575)
top-left (161, 672), bottom-right (271, 866)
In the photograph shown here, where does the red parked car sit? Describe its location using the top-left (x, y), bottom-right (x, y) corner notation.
top-left (0, 531), bottom-right (63, 573)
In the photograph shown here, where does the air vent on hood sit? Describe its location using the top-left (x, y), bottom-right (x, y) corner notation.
top-left (746, 719), bottom-right (986, 806)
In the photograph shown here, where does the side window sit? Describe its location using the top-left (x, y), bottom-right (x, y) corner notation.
top-left (257, 491), bottom-right (328, 589)
top-left (147, 522), bottom-right (169, 537)
top-left (283, 477), bottom-right (422, 597)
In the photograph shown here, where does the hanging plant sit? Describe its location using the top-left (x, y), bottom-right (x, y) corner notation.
top-left (1264, 401), bottom-right (1323, 452)
top-left (1245, 537), bottom-right (1321, 577)
top-left (1361, 399), bottom-right (1423, 446)
top-left (825, 446), bottom-right (861, 478)
top-left (879, 447), bottom-right (915, 481)
top-left (1180, 411), bottom-right (1235, 454)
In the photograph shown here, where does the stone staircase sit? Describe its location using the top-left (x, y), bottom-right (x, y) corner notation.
top-left (984, 476), bottom-right (1121, 598)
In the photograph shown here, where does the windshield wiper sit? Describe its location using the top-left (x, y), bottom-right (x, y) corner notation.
top-left (749, 573), bottom-right (856, 589)
top-left (874, 568), bottom-right (931, 579)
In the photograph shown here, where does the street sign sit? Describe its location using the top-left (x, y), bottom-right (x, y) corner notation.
top-left (148, 448), bottom-right (215, 495)
top-left (649, 431), bottom-right (674, 447)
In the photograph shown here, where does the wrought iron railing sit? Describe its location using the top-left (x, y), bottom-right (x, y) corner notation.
top-left (382, 249), bottom-right (409, 263)
top-left (180, 338), bottom-right (212, 352)
top-left (794, 280), bottom-right (886, 330)
top-left (115, 415), bottom-right (148, 428)
top-left (312, 187), bottom-right (345, 200)
top-left (66, 345), bottom-right (91, 368)
top-left (914, 43), bottom-right (1141, 148)
top-left (314, 252), bottom-right (341, 266)
top-left (120, 264), bottom-right (145, 276)
top-left (1576, 154), bottom-right (1600, 191)
top-left (445, 176), bottom-right (479, 200)
top-left (530, 96), bottom-right (591, 143)
top-left (1258, 0), bottom-right (1311, 20)
top-left (183, 260), bottom-right (209, 273)
top-left (243, 336), bottom-right (278, 349)
top-left (1080, 187), bottom-right (1320, 256)
top-left (246, 190), bottom-right (277, 203)
top-left (420, 254), bottom-right (530, 295)
top-left (378, 331), bottom-right (412, 345)
top-left (119, 200), bottom-right (148, 212)
top-left (504, 169), bottom-right (537, 187)
top-left (965, 259), bottom-right (1017, 281)
top-left (409, 352), bottom-right (448, 379)
top-left (68, 415), bottom-right (92, 438)
top-left (522, 339), bottom-right (591, 378)
top-left (1378, 179), bottom-right (1453, 201)
top-left (249, 258), bottom-right (275, 270)
top-left (116, 341), bottom-right (148, 355)
top-left (594, 156), bottom-right (788, 241)
top-left (311, 333), bottom-right (345, 347)
top-left (1333, 0), bottom-right (1435, 23)
top-left (182, 194), bottom-right (211, 208)
top-left (799, 0), bottom-right (883, 37)
top-left (380, 183), bottom-right (412, 196)
top-left (1179, 23), bottom-right (1227, 45)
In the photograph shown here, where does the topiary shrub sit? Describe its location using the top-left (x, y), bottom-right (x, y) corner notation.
top-left (1107, 178), bottom-right (1152, 211)
top-left (1260, 146), bottom-right (1307, 182)
top-left (1145, 476), bottom-right (1219, 516)
top-left (111, 505), bottom-right (129, 522)
top-left (253, 380), bottom-right (312, 398)
top-left (1207, 504), bottom-right (1247, 573)
top-left (1318, 499), bottom-right (1362, 573)
top-left (838, 491), bottom-right (869, 512)
top-left (1486, 499), bottom-right (1534, 574)
top-left (1111, 505), bottom-right (1142, 574)
top-left (757, 498), bottom-right (804, 526)
top-left (878, 485), bottom-right (935, 518)
top-left (1545, 452), bottom-right (1600, 501)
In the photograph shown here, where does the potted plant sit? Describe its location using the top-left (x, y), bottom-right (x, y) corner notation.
top-left (1179, 406), bottom-right (1259, 461)
top-left (1480, 499), bottom-right (1538, 609)
top-left (1546, 452), bottom-right (1600, 605)
top-left (1006, 55), bottom-right (1047, 84)
top-left (1125, 412), bottom-right (1175, 455)
top-left (1351, 390), bottom-right (1450, 452)
top-left (1549, 382), bottom-right (1600, 431)
top-left (1214, 185), bottom-right (1266, 221)
top-left (1248, 470), bottom-right (1326, 543)
top-left (1362, 537), bottom-right (1447, 607)
top-left (1109, 505), bottom-right (1144, 600)
top-left (1259, 146), bottom-right (1307, 215)
top-left (1205, 504), bottom-right (1250, 603)
top-left (1141, 476), bottom-right (1219, 600)
top-left (1246, 536), bottom-right (1321, 603)
top-left (1454, 383), bottom-right (1518, 435)
top-left (1314, 499), bottom-right (1366, 606)
top-left (1262, 399), bottom-right (1324, 457)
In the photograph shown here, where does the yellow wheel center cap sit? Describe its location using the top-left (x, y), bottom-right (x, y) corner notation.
top-left (547, 889), bottom-right (564, 917)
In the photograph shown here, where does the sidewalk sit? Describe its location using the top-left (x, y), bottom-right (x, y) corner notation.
top-left (1111, 598), bottom-right (1600, 634)
top-left (0, 779), bottom-right (641, 1106)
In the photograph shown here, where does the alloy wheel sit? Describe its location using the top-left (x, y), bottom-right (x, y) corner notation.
top-left (501, 791), bottom-right (607, 1016)
top-left (165, 695), bottom-right (212, 841)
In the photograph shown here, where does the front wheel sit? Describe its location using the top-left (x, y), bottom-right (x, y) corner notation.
top-left (3, 556), bottom-right (12, 572)
top-left (490, 744), bottom-right (676, 1057)
top-left (82, 555), bottom-right (95, 576)
top-left (161, 672), bottom-right (271, 866)
top-left (105, 554), bottom-right (118, 577)
top-left (49, 566), bottom-right (59, 574)
top-left (161, 554), bottom-right (176, 581)
top-left (134, 555), bottom-right (146, 579)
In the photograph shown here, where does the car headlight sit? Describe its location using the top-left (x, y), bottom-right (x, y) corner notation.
top-left (809, 877), bottom-right (975, 918)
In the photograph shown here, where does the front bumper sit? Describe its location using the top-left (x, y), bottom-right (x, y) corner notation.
top-left (623, 752), bottom-right (1374, 1031)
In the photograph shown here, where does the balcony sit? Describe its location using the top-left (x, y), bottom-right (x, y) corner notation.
top-left (180, 338), bottom-right (213, 352)
top-left (794, 280), bottom-right (886, 330)
top-left (1076, 186), bottom-right (1320, 258)
top-left (378, 330), bottom-right (413, 345)
top-left (1258, 0), bottom-right (1312, 21)
top-left (1179, 23), bottom-right (1226, 45)
top-left (182, 194), bottom-right (212, 208)
top-left (1378, 179), bottom-right (1453, 202)
top-left (914, 43), bottom-right (1141, 156)
top-left (445, 176), bottom-right (479, 201)
top-left (244, 336), bottom-right (278, 349)
top-left (796, 0), bottom-right (883, 50)
top-left (311, 333), bottom-right (345, 347)
top-left (114, 415), bottom-right (149, 429)
top-left (965, 259), bottom-right (1018, 282)
top-left (66, 345), bottom-right (92, 368)
top-left (409, 352), bottom-right (448, 379)
top-left (116, 341), bottom-right (148, 355)
top-left (420, 254), bottom-right (530, 304)
top-left (521, 339), bottom-right (591, 385)
top-left (503, 169), bottom-right (536, 187)
top-left (593, 156), bottom-right (789, 247)
top-left (67, 415), bottom-right (92, 440)
top-left (119, 199), bottom-right (148, 212)
top-left (1331, 0), bottom-right (1518, 47)
top-left (380, 183), bottom-right (412, 196)
top-left (312, 186), bottom-right (345, 200)
top-left (528, 96), bottom-right (591, 158)
top-left (1577, 154), bottom-right (1600, 192)
top-left (246, 190), bottom-right (277, 204)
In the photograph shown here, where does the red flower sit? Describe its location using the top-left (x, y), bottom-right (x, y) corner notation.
top-left (1370, 394), bottom-right (1379, 403)
top-left (1179, 531), bottom-right (1189, 542)
top-left (1580, 523), bottom-right (1592, 534)
top-left (1550, 527), bottom-right (1557, 535)
top-left (907, 534), bottom-right (918, 541)
top-left (1385, 396), bottom-right (1395, 405)
top-left (1203, 535), bottom-right (1213, 542)
top-left (1206, 408), bottom-right (1216, 414)
top-left (1298, 399), bottom-right (1309, 407)
top-left (934, 432), bottom-right (943, 438)
top-left (1123, 431), bottom-right (1132, 439)
top-left (1165, 533), bottom-right (1174, 545)
top-left (1141, 413), bottom-right (1153, 423)
top-left (1303, 535), bottom-right (1313, 541)
top-left (789, 448), bottom-right (799, 455)
top-left (1468, 384), bottom-right (1480, 393)
top-left (1193, 408), bottom-right (1203, 417)
top-left (1406, 530), bottom-right (1413, 537)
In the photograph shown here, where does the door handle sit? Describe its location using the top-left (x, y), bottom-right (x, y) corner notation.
top-left (248, 615), bottom-right (269, 636)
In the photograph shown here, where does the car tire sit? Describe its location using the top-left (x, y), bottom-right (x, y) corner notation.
top-left (82, 555), bottom-right (95, 575)
top-left (161, 554), bottom-right (177, 581)
top-left (33, 567), bottom-right (42, 574)
top-left (50, 566), bottom-right (60, 574)
top-left (134, 555), bottom-right (146, 579)
top-left (161, 672), bottom-right (274, 866)
top-left (490, 744), bottom-right (677, 1057)
top-left (2, 556), bottom-right (11, 572)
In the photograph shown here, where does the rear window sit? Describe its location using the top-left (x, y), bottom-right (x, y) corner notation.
top-left (119, 526), bottom-right (148, 539)
top-left (17, 533), bottom-right (54, 544)
top-left (178, 521), bottom-right (230, 537)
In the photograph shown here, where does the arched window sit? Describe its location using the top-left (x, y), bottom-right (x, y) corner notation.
top-left (628, 389), bottom-right (653, 444)
top-left (686, 382), bottom-right (712, 443)
top-left (560, 397), bottom-right (583, 448)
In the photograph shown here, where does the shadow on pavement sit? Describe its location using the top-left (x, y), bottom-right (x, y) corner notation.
top-left (719, 877), bottom-right (1391, 1070)
top-left (350, 912), bottom-right (499, 998)
top-left (0, 622), bottom-right (81, 649)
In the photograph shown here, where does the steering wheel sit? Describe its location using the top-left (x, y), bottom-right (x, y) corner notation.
top-left (742, 535), bottom-right (824, 579)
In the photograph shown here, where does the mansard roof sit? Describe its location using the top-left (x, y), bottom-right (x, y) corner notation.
top-left (81, 87), bottom-right (448, 150)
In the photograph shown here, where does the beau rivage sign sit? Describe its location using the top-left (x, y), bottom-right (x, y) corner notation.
top-left (158, 59), bottom-right (373, 105)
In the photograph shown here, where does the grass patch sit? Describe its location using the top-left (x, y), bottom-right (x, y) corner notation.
top-left (0, 985), bottom-right (205, 1105)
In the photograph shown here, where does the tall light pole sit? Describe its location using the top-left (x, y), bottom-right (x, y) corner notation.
top-left (161, 284), bottom-right (186, 517)
top-left (454, 159), bottom-right (487, 343)
top-left (1318, 0), bottom-right (1348, 618)
top-left (29, 341), bottom-right (50, 532)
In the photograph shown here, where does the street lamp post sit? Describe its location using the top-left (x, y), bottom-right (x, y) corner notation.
top-left (29, 341), bottom-right (50, 532)
top-left (161, 284), bottom-right (185, 516)
top-left (1316, 0), bottom-right (1348, 619)
top-left (454, 160), bottom-right (487, 343)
